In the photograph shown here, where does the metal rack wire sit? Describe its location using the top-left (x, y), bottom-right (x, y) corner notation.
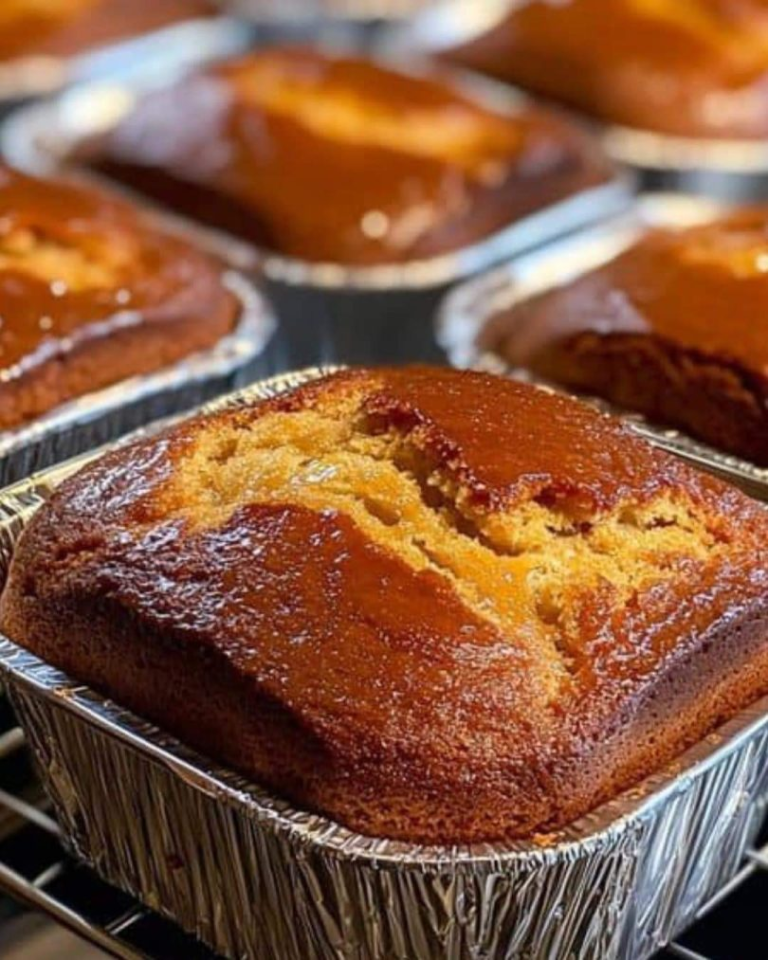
top-left (0, 699), bottom-right (763, 960)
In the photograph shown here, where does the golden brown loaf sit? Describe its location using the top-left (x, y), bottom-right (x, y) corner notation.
top-left (75, 47), bottom-right (612, 265)
top-left (443, 0), bottom-right (768, 139)
top-left (0, 164), bottom-right (238, 430)
top-left (0, 0), bottom-right (215, 62)
top-left (481, 207), bottom-right (768, 465)
top-left (3, 367), bottom-right (768, 844)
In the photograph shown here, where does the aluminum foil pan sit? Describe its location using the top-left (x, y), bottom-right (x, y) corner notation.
top-left (1, 367), bottom-right (768, 960)
top-left (0, 17), bottom-right (251, 113)
top-left (0, 270), bottom-right (276, 487)
top-left (437, 191), bottom-right (768, 502)
top-left (0, 62), bottom-right (632, 365)
top-left (388, 2), bottom-right (768, 201)
top-left (221, 0), bottom-right (432, 23)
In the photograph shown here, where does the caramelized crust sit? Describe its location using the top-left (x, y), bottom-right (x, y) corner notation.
top-left (0, 164), bottom-right (238, 430)
top-left (444, 0), bottom-right (768, 139)
top-left (482, 207), bottom-right (768, 464)
top-left (3, 367), bottom-right (768, 844)
top-left (75, 47), bottom-right (611, 265)
top-left (0, 0), bottom-right (215, 62)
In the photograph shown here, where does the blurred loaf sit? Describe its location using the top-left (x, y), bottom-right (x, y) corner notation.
top-left (0, 164), bottom-right (238, 429)
top-left (74, 47), bottom-right (613, 265)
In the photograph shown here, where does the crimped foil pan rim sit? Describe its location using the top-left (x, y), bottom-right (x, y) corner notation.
top-left (1, 365), bottom-right (767, 872)
top-left (0, 17), bottom-right (249, 106)
top-left (0, 57), bottom-right (632, 292)
top-left (222, 0), bottom-right (433, 22)
top-left (437, 191), bottom-right (768, 499)
top-left (0, 269), bottom-right (275, 465)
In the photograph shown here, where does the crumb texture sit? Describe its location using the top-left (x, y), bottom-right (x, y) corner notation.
top-left (167, 375), bottom-right (729, 693)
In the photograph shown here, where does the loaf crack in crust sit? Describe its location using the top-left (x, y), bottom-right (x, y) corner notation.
top-left (229, 55), bottom-right (523, 182)
top-left (0, 223), bottom-right (131, 290)
top-left (3, 368), bottom-right (768, 844)
top-left (166, 385), bottom-right (724, 694)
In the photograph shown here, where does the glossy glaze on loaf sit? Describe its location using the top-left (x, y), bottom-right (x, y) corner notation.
top-left (0, 0), bottom-right (215, 62)
top-left (3, 367), bottom-right (768, 844)
top-left (75, 47), bottom-right (612, 265)
top-left (444, 0), bottom-right (768, 139)
top-left (0, 164), bottom-right (238, 430)
top-left (481, 208), bottom-right (768, 465)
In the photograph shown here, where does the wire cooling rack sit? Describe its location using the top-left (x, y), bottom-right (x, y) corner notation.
top-left (0, 696), bottom-right (764, 960)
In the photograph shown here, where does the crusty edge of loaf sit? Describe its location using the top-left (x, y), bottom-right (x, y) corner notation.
top-left (3, 546), bottom-right (768, 845)
top-left (525, 331), bottom-right (768, 466)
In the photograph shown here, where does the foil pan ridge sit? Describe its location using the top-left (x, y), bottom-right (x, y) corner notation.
top-left (222, 0), bottom-right (435, 23)
top-left (0, 367), bottom-right (767, 958)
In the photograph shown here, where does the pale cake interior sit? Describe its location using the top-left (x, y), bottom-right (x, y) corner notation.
top-left (160, 383), bottom-right (731, 703)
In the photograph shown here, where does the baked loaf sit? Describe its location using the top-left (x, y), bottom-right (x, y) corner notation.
top-left (75, 47), bottom-right (612, 265)
top-left (3, 366), bottom-right (768, 844)
top-left (0, 164), bottom-right (238, 430)
top-left (481, 208), bottom-right (768, 465)
top-left (0, 0), bottom-right (215, 62)
top-left (443, 0), bottom-right (768, 140)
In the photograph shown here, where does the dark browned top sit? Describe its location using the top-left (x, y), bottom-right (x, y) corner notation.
top-left (12, 367), bottom-right (765, 750)
top-left (0, 163), bottom-right (235, 381)
top-left (482, 208), bottom-right (768, 376)
top-left (445, 0), bottom-right (768, 139)
top-left (0, 0), bottom-right (214, 62)
top-left (351, 366), bottom-right (718, 513)
top-left (76, 47), bottom-right (611, 265)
